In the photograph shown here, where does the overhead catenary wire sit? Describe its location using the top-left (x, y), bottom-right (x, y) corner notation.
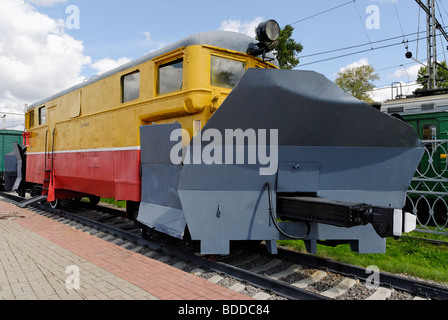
top-left (298, 34), bottom-right (433, 67)
top-left (285, 0), bottom-right (448, 73)
top-left (298, 25), bottom-right (448, 68)
top-left (368, 82), bottom-right (418, 92)
top-left (393, 0), bottom-right (414, 56)
top-left (436, 0), bottom-right (448, 62)
top-left (367, 51), bottom-right (448, 94)
top-left (436, 0), bottom-right (447, 32)
top-left (299, 30), bottom-right (428, 59)
top-left (352, 0), bottom-right (373, 49)
top-left (417, 6), bottom-right (421, 59)
top-left (287, 0), bottom-right (424, 61)
top-left (394, 0), bottom-right (407, 43)
top-left (285, 0), bottom-right (447, 100)
top-left (288, 0), bottom-right (356, 26)
top-left (438, 0), bottom-right (448, 17)
top-left (363, 51), bottom-right (448, 97)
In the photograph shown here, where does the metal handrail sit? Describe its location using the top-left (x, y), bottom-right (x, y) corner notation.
top-left (51, 128), bottom-right (55, 186)
top-left (407, 138), bottom-right (448, 235)
top-left (44, 130), bottom-right (48, 170)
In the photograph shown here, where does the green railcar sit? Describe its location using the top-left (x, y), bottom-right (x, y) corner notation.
top-left (381, 92), bottom-right (448, 231)
top-left (0, 130), bottom-right (23, 172)
top-left (0, 130), bottom-right (23, 188)
top-left (403, 111), bottom-right (448, 181)
top-left (382, 93), bottom-right (448, 180)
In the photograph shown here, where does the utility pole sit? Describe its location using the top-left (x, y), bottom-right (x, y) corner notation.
top-left (427, 0), bottom-right (438, 89)
top-left (0, 111), bottom-right (25, 130)
top-left (415, 0), bottom-right (448, 89)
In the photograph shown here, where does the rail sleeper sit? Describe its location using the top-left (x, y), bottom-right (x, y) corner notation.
top-left (321, 278), bottom-right (358, 298)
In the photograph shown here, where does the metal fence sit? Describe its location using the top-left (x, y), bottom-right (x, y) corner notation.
top-left (405, 139), bottom-right (448, 236)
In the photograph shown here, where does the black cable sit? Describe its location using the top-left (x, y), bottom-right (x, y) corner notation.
top-left (438, 0), bottom-right (448, 17)
top-left (394, 0), bottom-right (407, 43)
top-left (436, 0), bottom-right (448, 61)
top-left (265, 181), bottom-right (310, 240)
top-left (299, 34), bottom-right (432, 67)
top-left (300, 30), bottom-right (427, 59)
top-left (286, 2), bottom-right (447, 68)
top-left (353, 0), bottom-right (373, 49)
top-left (289, 0), bottom-right (355, 26)
top-left (376, 50), bottom-right (448, 73)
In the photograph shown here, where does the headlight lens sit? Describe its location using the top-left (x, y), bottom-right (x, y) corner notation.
top-left (257, 20), bottom-right (280, 42)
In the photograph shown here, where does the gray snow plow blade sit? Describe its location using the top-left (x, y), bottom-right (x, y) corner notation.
top-left (179, 69), bottom-right (423, 255)
top-left (139, 68), bottom-right (424, 255)
top-left (137, 124), bottom-right (186, 240)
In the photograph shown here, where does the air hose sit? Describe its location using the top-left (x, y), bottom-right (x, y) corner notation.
top-left (266, 181), bottom-right (310, 240)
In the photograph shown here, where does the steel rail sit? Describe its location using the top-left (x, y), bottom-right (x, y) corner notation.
top-left (1, 192), bottom-right (327, 301)
top-left (4, 192), bottom-right (447, 300)
top-left (275, 246), bottom-right (448, 300)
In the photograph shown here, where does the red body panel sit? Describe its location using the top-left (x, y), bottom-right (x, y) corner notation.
top-left (26, 149), bottom-right (141, 202)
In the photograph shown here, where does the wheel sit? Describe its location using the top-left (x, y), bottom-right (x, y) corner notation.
top-left (88, 196), bottom-right (100, 206)
top-left (49, 199), bottom-right (59, 209)
top-left (126, 201), bottom-right (140, 220)
top-left (141, 226), bottom-right (152, 240)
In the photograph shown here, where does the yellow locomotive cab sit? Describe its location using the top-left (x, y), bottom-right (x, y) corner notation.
top-left (23, 30), bottom-right (278, 204)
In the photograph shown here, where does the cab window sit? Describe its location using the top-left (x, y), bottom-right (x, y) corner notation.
top-left (28, 110), bottom-right (35, 128)
top-left (122, 71), bottom-right (140, 103)
top-left (157, 58), bottom-right (183, 95)
top-left (38, 106), bottom-right (46, 125)
top-left (422, 124), bottom-right (437, 141)
top-left (422, 123), bottom-right (437, 152)
top-left (211, 55), bottom-right (246, 89)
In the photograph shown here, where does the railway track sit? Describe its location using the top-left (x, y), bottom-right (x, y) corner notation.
top-left (1, 192), bottom-right (447, 301)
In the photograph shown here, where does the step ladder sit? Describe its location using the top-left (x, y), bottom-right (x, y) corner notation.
top-left (16, 129), bottom-right (56, 209)
top-left (42, 129), bottom-right (56, 201)
top-left (42, 169), bottom-right (52, 196)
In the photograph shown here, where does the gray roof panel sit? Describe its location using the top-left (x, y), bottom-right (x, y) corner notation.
top-left (28, 31), bottom-right (277, 110)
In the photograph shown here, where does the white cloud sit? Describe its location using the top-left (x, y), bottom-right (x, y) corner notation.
top-left (0, 0), bottom-right (91, 129)
top-left (25, 0), bottom-right (67, 7)
top-left (137, 31), bottom-right (166, 54)
top-left (331, 58), bottom-right (371, 78)
top-left (91, 57), bottom-right (132, 75)
top-left (369, 82), bottom-right (423, 102)
top-left (219, 17), bottom-right (264, 38)
top-left (337, 58), bottom-right (371, 73)
top-left (388, 64), bottom-right (421, 82)
top-left (334, 58), bottom-right (424, 102)
top-left (369, 64), bottom-right (423, 102)
top-left (143, 31), bottom-right (151, 42)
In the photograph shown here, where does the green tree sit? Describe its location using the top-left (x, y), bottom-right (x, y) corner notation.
top-left (334, 64), bottom-right (379, 103)
top-left (273, 25), bottom-right (303, 70)
top-left (417, 61), bottom-right (448, 89)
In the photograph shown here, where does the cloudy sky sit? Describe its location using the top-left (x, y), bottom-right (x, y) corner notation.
top-left (1, 0), bottom-right (447, 130)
